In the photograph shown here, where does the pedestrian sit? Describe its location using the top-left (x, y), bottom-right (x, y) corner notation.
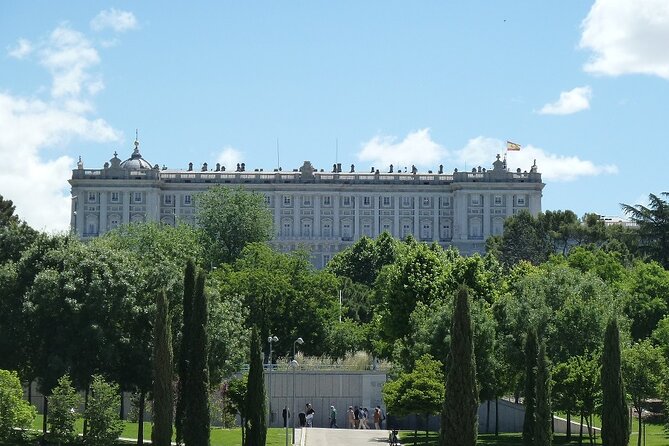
top-left (329, 405), bottom-right (338, 428)
top-left (347, 406), bottom-right (355, 429)
top-left (305, 403), bottom-right (315, 427)
top-left (376, 405), bottom-right (385, 429)
top-left (282, 406), bottom-right (290, 428)
top-left (373, 407), bottom-right (381, 429)
top-left (353, 406), bottom-right (360, 429)
top-left (359, 407), bottom-right (369, 429)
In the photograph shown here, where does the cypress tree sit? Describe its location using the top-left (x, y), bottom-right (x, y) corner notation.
top-left (176, 260), bottom-right (196, 445)
top-left (245, 327), bottom-right (267, 446)
top-left (184, 271), bottom-right (210, 446)
top-left (440, 286), bottom-right (478, 446)
top-left (601, 318), bottom-right (630, 446)
top-left (152, 290), bottom-right (174, 446)
top-left (522, 329), bottom-right (538, 446)
top-left (535, 341), bottom-right (552, 446)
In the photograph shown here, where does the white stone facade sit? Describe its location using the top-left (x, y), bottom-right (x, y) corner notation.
top-left (69, 142), bottom-right (544, 267)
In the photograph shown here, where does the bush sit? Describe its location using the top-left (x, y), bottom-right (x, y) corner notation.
top-left (48, 374), bottom-right (81, 444)
top-left (0, 369), bottom-right (36, 441)
top-left (84, 375), bottom-right (123, 446)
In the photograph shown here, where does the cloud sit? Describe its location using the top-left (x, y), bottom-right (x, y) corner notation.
top-left (580, 0), bottom-right (669, 79)
top-left (8, 38), bottom-right (33, 59)
top-left (1, 22), bottom-right (121, 232)
top-left (538, 86), bottom-right (592, 115)
top-left (355, 130), bottom-right (617, 182)
top-left (215, 146), bottom-right (244, 170)
top-left (357, 128), bottom-right (447, 171)
top-left (90, 9), bottom-right (138, 33)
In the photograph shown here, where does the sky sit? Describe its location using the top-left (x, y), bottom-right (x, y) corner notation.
top-left (1, 1), bottom-right (668, 232)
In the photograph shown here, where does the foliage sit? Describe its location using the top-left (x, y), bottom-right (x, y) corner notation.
top-left (601, 318), bottom-right (630, 446)
top-left (534, 342), bottom-right (551, 446)
top-left (498, 210), bottom-right (553, 268)
top-left (0, 369), bottom-right (36, 440)
top-left (152, 290), bottom-right (173, 446)
top-left (195, 186), bottom-right (273, 266)
top-left (84, 375), bottom-right (124, 446)
top-left (245, 327), bottom-right (267, 446)
top-left (48, 374), bottom-right (81, 445)
top-left (522, 329), bottom-right (538, 446)
top-left (440, 286), bottom-right (478, 446)
top-left (0, 194), bottom-right (19, 227)
top-left (327, 232), bottom-right (403, 286)
top-left (621, 192), bottom-right (669, 268)
top-left (176, 260), bottom-right (195, 445)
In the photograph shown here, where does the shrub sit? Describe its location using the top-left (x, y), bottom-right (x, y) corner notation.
top-left (48, 374), bottom-right (81, 444)
top-left (84, 375), bottom-right (123, 446)
top-left (0, 369), bottom-right (36, 441)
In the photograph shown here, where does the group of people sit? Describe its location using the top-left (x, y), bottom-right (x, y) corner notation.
top-left (289, 403), bottom-right (386, 429)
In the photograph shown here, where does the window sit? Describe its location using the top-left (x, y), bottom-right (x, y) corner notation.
top-left (264, 195), bottom-right (271, 205)
top-left (342, 222), bottom-right (352, 239)
top-left (109, 215), bottom-right (121, 230)
top-left (382, 197), bottom-right (391, 207)
top-left (322, 221), bottom-right (332, 237)
top-left (441, 222), bottom-right (452, 240)
top-left (469, 217), bottom-right (482, 239)
top-left (301, 220), bottom-right (312, 237)
top-left (363, 196), bottom-right (371, 206)
top-left (343, 196), bottom-right (351, 206)
top-left (110, 192), bottom-right (119, 203)
top-left (470, 195), bottom-right (481, 206)
top-left (493, 217), bottom-right (504, 236)
top-left (441, 196), bottom-right (451, 207)
top-left (402, 197), bottom-right (411, 207)
top-left (382, 221), bottom-right (392, 233)
top-left (283, 195), bottom-right (292, 206)
top-left (422, 197), bottom-right (431, 207)
top-left (323, 196), bottom-right (331, 206)
top-left (421, 223), bottom-right (431, 239)
top-left (401, 223), bottom-right (411, 239)
top-left (362, 222), bottom-right (372, 237)
top-left (323, 254), bottom-right (332, 266)
top-left (184, 195), bottom-right (192, 205)
top-left (303, 196), bottom-right (312, 206)
top-left (133, 192), bottom-right (142, 203)
top-left (164, 195), bottom-right (173, 205)
top-left (516, 196), bottom-right (526, 206)
top-left (87, 192), bottom-right (96, 203)
top-left (494, 195), bottom-right (503, 206)
top-left (282, 221), bottom-right (292, 237)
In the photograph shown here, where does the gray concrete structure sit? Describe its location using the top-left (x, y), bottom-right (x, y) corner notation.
top-left (70, 140), bottom-right (544, 263)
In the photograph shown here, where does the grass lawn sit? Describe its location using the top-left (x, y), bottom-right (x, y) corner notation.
top-left (399, 423), bottom-right (668, 446)
top-left (31, 415), bottom-right (289, 445)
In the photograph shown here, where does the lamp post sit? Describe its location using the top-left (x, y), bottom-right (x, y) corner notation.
top-left (267, 335), bottom-right (278, 426)
top-left (291, 337), bottom-right (303, 444)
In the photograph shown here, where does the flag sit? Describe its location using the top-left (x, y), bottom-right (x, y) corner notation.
top-left (506, 141), bottom-right (521, 151)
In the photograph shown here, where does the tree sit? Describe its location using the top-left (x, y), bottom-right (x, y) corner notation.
top-left (622, 340), bottom-right (666, 446)
top-left (0, 369), bottom-right (36, 441)
top-left (601, 318), bottom-right (629, 446)
top-left (383, 354), bottom-right (444, 444)
top-left (48, 374), bottom-right (81, 445)
top-left (152, 290), bottom-right (173, 446)
top-left (84, 375), bottom-right (124, 446)
top-left (499, 210), bottom-right (553, 267)
top-left (183, 271), bottom-right (210, 446)
top-left (621, 192), bottom-right (669, 268)
top-left (176, 260), bottom-right (196, 445)
top-left (522, 329), bottom-right (538, 446)
top-left (195, 186), bottom-right (273, 266)
top-left (534, 342), bottom-right (551, 446)
top-left (226, 375), bottom-right (249, 445)
top-left (0, 195), bottom-right (19, 227)
top-left (440, 286), bottom-right (478, 446)
top-left (245, 327), bottom-right (267, 446)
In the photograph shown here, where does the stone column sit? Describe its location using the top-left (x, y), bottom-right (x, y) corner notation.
top-left (354, 194), bottom-right (360, 240)
top-left (334, 193), bottom-right (340, 237)
top-left (293, 193), bottom-right (300, 237)
top-left (394, 196), bottom-right (400, 238)
top-left (506, 193), bottom-right (514, 218)
top-left (413, 195), bottom-right (420, 237)
top-left (123, 191), bottom-right (131, 225)
top-left (175, 193), bottom-right (181, 224)
top-left (314, 194), bottom-right (321, 237)
top-left (482, 194), bottom-right (491, 238)
top-left (274, 192), bottom-right (281, 237)
top-left (99, 191), bottom-right (108, 234)
top-left (373, 194), bottom-right (379, 237)
top-left (432, 195), bottom-right (439, 241)
top-left (75, 189), bottom-right (85, 236)
top-left (454, 191), bottom-right (468, 241)
top-left (529, 192), bottom-right (542, 215)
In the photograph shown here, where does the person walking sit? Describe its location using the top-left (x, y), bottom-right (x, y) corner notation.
top-left (347, 406), bottom-right (355, 429)
top-left (353, 406), bottom-right (360, 429)
top-left (376, 405), bottom-right (385, 429)
top-left (359, 407), bottom-right (369, 429)
top-left (305, 403), bottom-right (315, 427)
top-left (373, 407), bottom-right (382, 429)
top-left (329, 405), bottom-right (338, 428)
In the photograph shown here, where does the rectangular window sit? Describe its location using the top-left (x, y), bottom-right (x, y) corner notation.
top-left (494, 195), bottom-right (502, 206)
top-left (441, 196), bottom-right (451, 207)
top-left (133, 192), bottom-right (142, 203)
top-left (363, 196), bottom-right (371, 206)
top-left (383, 197), bottom-right (391, 207)
top-left (110, 192), bottom-right (119, 202)
top-left (402, 196), bottom-right (411, 207)
top-left (323, 196), bottom-right (331, 206)
top-left (422, 197), bottom-right (431, 207)
top-left (303, 196), bottom-right (311, 206)
top-left (87, 192), bottom-right (96, 203)
top-left (164, 195), bottom-right (173, 205)
top-left (516, 196), bottom-right (526, 206)
top-left (470, 195), bottom-right (481, 206)
top-left (283, 195), bottom-right (292, 206)
top-left (184, 195), bottom-right (192, 205)
top-left (343, 196), bottom-right (351, 206)
top-left (323, 254), bottom-right (331, 266)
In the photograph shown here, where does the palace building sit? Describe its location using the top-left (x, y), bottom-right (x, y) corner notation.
top-left (69, 139), bottom-right (544, 267)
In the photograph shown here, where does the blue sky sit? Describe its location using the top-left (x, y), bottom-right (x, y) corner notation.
top-left (1, 1), bottom-right (668, 231)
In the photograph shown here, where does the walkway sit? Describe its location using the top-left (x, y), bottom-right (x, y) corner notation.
top-left (304, 427), bottom-right (392, 445)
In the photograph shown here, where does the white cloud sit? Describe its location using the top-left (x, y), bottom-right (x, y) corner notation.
top-left (90, 9), bottom-right (138, 33)
top-left (580, 0), bottom-right (669, 79)
top-left (357, 128), bottom-right (447, 171)
top-left (539, 86), bottom-right (592, 115)
top-left (1, 22), bottom-right (121, 232)
top-left (215, 146), bottom-right (244, 170)
top-left (355, 131), bottom-right (618, 182)
top-left (8, 38), bottom-right (33, 59)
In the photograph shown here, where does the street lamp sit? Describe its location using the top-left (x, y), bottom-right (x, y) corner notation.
top-left (290, 359), bottom-right (299, 445)
top-left (292, 337), bottom-right (304, 360)
top-left (267, 335), bottom-right (279, 426)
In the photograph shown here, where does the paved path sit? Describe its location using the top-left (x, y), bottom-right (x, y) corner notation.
top-left (304, 427), bottom-right (392, 445)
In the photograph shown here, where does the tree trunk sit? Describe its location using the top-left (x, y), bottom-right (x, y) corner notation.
top-left (83, 387), bottom-right (89, 435)
top-left (579, 412), bottom-right (583, 445)
top-left (566, 411), bottom-right (571, 441)
top-left (425, 413), bottom-right (429, 444)
top-left (414, 413), bottom-right (418, 446)
top-left (495, 397), bottom-right (499, 436)
top-left (42, 395), bottom-right (48, 439)
top-left (137, 391), bottom-right (146, 446)
top-left (585, 415), bottom-right (593, 445)
top-left (120, 390), bottom-right (125, 420)
top-left (486, 400), bottom-right (490, 433)
top-left (637, 406), bottom-right (642, 446)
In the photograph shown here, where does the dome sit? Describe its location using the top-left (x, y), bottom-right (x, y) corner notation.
top-left (120, 139), bottom-right (153, 169)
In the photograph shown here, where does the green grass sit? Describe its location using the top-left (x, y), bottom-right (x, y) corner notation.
top-left (399, 423), bottom-right (669, 446)
top-left (30, 415), bottom-right (289, 445)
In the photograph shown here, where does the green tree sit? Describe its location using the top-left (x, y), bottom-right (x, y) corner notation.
top-left (152, 290), bottom-right (173, 446)
top-left (534, 342), bottom-right (551, 446)
top-left (0, 369), bottom-right (36, 441)
top-left (622, 340), bottom-right (666, 446)
top-left (245, 327), bottom-right (267, 446)
top-left (0, 195), bottom-right (19, 227)
top-left (383, 354), bottom-right (444, 444)
top-left (522, 329), bottom-right (538, 446)
top-left (621, 192), bottom-right (669, 268)
top-left (226, 375), bottom-right (248, 445)
top-left (601, 318), bottom-right (629, 446)
top-left (176, 260), bottom-right (196, 445)
top-left (499, 210), bottom-right (553, 267)
top-left (440, 286), bottom-right (478, 446)
top-left (48, 374), bottom-right (81, 445)
top-left (195, 186), bottom-right (273, 267)
top-left (184, 271), bottom-right (210, 446)
top-left (84, 375), bottom-right (124, 446)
